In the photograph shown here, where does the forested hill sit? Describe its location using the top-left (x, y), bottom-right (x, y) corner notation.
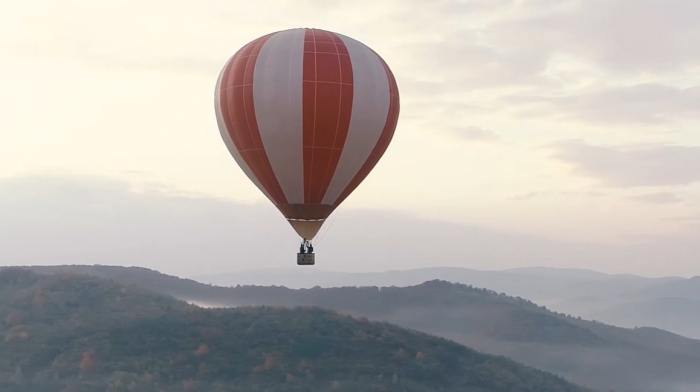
top-left (0, 268), bottom-right (590, 392)
top-left (200, 279), bottom-right (700, 392)
top-left (13, 264), bottom-right (700, 392)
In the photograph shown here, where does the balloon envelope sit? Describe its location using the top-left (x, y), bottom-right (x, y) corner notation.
top-left (215, 28), bottom-right (400, 240)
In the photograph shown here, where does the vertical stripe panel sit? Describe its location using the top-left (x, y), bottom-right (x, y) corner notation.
top-left (334, 50), bottom-right (401, 206)
top-left (215, 55), bottom-right (273, 201)
top-left (321, 33), bottom-right (392, 205)
top-left (218, 34), bottom-right (288, 204)
top-left (302, 29), bottom-right (355, 204)
top-left (253, 29), bottom-right (306, 204)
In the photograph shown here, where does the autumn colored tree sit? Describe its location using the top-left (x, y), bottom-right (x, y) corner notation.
top-left (79, 350), bottom-right (95, 373)
top-left (5, 310), bottom-right (24, 326)
top-left (264, 355), bottom-right (278, 370)
top-left (0, 268), bottom-right (594, 392)
top-left (195, 343), bottom-right (209, 356)
top-left (183, 380), bottom-right (199, 391)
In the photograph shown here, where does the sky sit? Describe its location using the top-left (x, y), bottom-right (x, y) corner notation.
top-left (1, 0), bottom-right (699, 278)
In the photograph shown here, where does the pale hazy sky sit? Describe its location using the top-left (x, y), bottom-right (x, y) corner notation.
top-left (1, 0), bottom-right (699, 277)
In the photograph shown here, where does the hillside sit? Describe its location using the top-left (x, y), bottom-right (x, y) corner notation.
top-left (553, 275), bottom-right (700, 339)
top-left (191, 265), bottom-right (700, 338)
top-left (631, 276), bottom-right (700, 298)
top-left (0, 268), bottom-right (590, 392)
top-left (12, 265), bottom-right (700, 392)
top-left (192, 280), bottom-right (700, 392)
top-left (192, 266), bottom-right (680, 305)
top-left (585, 297), bottom-right (700, 339)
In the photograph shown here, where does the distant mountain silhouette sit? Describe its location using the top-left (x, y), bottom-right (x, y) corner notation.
top-left (630, 276), bottom-right (700, 298)
top-left (502, 266), bottom-right (648, 280)
top-left (8, 264), bottom-right (700, 392)
top-left (0, 268), bottom-right (590, 392)
top-left (193, 266), bottom-right (682, 306)
top-left (192, 266), bottom-right (699, 339)
top-left (585, 296), bottom-right (700, 339)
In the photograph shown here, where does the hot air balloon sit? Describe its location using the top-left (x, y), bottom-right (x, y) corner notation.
top-left (214, 28), bottom-right (400, 265)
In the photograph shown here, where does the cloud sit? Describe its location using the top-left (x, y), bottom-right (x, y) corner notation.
top-left (0, 0), bottom-right (553, 91)
top-left (509, 190), bottom-right (608, 201)
top-left (399, 78), bottom-right (450, 97)
top-left (550, 140), bottom-right (700, 187)
top-left (502, 84), bottom-right (700, 126)
top-left (80, 52), bottom-right (223, 76)
top-left (1, 174), bottom-right (699, 278)
top-left (664, 214), bottom-right (700, 222)
top-left (5, 0), bottom-right (700, 98)
top-left (509, 192), bottom-right (542, 201)
top-left (662, 214), bottom-right (700, 233)
top-left (400, 0), bottom-right (700, 94)
top-left (487, 0), bottom-right (700, 73)
top-left (403, 36), bottom-right (557, 91)
top-left (451, 126), bottom-right (500, 141)
top-left (628, 192), bottom-right (683, 204)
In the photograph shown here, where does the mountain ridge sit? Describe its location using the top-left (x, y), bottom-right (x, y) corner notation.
top-left (0, 267), bottom-right (591, 392)
top-left (5, 264), bottom-right (700, 392)
top-left (188, 264), bottom-right (699, 340)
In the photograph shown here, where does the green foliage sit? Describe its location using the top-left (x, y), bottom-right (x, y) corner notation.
top-left (10, 265), bottom-right (700, 391)
top-left (0, 269), bottom-right (589, 392)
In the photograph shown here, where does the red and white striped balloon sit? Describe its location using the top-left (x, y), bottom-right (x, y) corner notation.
top-left (215, 28), bottom-right (400, 240)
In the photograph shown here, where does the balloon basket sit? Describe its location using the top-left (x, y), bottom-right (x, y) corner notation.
top-left (297, 253), bottom-right (315, 266)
